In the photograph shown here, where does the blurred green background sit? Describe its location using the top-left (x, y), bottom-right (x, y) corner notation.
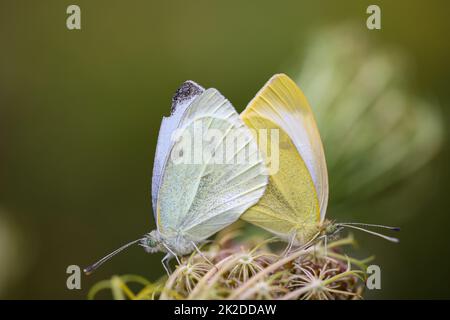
top-left (1, 0), bottom-right (449, 299)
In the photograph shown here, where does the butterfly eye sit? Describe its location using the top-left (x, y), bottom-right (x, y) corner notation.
top-left (147, 238), bottom-right (157, 247)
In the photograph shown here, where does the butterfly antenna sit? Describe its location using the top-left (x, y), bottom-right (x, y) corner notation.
top-left (337, 224), bottom-right (399, 243)
top-left (338, 222), bottom-right (400, 231)
top-left (83, 238), bottom-right (143, 275)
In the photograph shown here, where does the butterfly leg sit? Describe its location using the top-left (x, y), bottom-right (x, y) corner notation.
top-left (161, 253), bottom-right (172, 275)
top-left (282, 231), bottom-right (296, 257)
top-left (161, 243), bottom-right (181, 265)
top-left (191, 241), bottom-right (218, 271)
top-left (310, 234), bottom-right (326, 260)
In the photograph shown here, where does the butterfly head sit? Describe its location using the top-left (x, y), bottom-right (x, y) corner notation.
top-left (321, 220), bottom-right (344, 240)
top-left (140, 230), bottom-right (164, 253)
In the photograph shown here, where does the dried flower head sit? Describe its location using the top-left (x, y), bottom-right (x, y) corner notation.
top-left (88, 230), bottom-right (370, 300)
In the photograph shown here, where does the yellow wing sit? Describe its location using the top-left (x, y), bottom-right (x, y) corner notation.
top-left (240, 74), bottom-right (329, 244)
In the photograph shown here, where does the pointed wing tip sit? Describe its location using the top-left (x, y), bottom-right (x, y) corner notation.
top-left (268, 73), bottom-right (302, 90)
top-left (268, 73), bottom-right (292, 83)
top-left (171, 80), bottom-right (205, 114)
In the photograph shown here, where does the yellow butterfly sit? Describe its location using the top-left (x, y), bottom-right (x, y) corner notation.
top-left (240, 74), bottom-right (399, 245)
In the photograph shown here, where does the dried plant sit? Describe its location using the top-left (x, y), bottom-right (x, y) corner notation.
top-left (88, 229), bottom-right (370, 300)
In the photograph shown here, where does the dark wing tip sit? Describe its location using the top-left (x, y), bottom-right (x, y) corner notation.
top-left (171, 80), bottom-right (204, 114)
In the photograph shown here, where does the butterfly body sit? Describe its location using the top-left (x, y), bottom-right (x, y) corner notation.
top-left (84, 74), bottom-right (397, 276)
top-left (150, 82), bottom-right (267, 259)
top-left (84, 80), bottom-right (267, 274)
top-left (240, 74), bottom-right (399, 246)
top-left (140, 230), bottom-right (196, 256)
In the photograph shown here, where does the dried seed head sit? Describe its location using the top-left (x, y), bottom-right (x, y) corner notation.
top-left (88, 233), bottom-right (368, 300)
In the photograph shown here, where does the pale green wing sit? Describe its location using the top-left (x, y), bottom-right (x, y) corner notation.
top-left (156, 88), bottom-right (268, 241)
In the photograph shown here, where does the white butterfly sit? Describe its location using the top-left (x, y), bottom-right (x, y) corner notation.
top-left (84, 81), bottom-right (268, 274)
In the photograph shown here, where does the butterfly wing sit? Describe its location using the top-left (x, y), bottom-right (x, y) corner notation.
top-left (154, 86), bottom-right (268, 242)
top-left (151, 81), bottom-right (205, 219)
top-left (240, 74), bottom-right (328, 243)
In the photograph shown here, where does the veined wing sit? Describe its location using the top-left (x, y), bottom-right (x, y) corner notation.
top-left (156, 88), bottom-right (268, 241)
top-left (240, 74), bottom-right (327, 244)
top-left (243, 74), bottom-right (328, 221)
